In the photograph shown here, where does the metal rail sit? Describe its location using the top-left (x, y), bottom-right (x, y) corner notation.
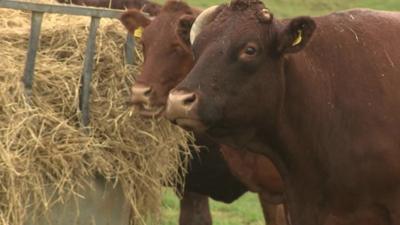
top-left (0, 0), bottom-right (135, 126)
top-left (79, 17), bottom-right (100, 126)
top-left (22, 11), bottom-right (43, 97)
top-left (0, 0), bottom-right (123, 18)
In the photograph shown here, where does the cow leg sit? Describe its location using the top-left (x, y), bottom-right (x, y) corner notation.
top-left (259, 193), bottom-right (287, 225)
top-left (179, 191), bottom-right (212, 225)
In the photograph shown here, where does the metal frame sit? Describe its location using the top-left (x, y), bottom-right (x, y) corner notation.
top-left (0, 0), bottom-right (135, 126)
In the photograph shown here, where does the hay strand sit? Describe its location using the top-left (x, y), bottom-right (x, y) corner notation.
top-left (0, 8), bottom-right (193, 225)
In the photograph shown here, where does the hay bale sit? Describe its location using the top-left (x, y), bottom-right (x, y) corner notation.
top-left (0, 8), bottom-right (193, 225)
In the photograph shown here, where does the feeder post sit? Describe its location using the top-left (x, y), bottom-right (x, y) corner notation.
top-left (124, 32), bottom-right (135, 65)
top-left (79, 16), bottom-right (100, 127)
top-left (23, 11), bottom-right (44, 97)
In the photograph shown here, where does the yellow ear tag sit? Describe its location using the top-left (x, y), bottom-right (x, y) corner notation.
top-left (133, 26), bottom-right (143, 38)
top-left (292, 30), bottom-right (303, 46)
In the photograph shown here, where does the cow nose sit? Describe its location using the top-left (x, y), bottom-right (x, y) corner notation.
top-left (131, 83), bottom-right (152, 105)
top-left (166, 90), bottom-right (198, 120)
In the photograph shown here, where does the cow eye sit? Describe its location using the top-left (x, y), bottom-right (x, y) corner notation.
top-left (244, 46), bottom-right (257, 55)
top-left (239, 43), bottom-right (259, 61)
top-left (170, 43), bottom-right (186, 55)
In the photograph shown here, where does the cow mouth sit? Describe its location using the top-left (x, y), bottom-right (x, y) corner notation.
top-left (173, 117), bottom-right (208, 132)
top-left (136, 104), bottom-right (165, 118)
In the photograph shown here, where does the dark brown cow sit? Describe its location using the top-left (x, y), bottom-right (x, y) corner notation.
top-left (56, 0), bottom-right (161, 16)
top-left (120, 1), bottom-right (288, 225)
top-left (166, 0), bottom-right (400, 224)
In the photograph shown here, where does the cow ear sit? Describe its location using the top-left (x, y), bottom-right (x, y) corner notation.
top-left (120, 9), bottom-right (151, 33)
top-left (276, 17), bottom-right (316, 54)
top-left (176, 14), bottom-right (196, 48)
top-left (142, 2), bottom-right (161, 16)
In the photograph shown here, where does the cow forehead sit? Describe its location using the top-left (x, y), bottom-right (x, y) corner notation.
top-left (192, 9), bottom-right (270, 54)
top-left (142, 13), bottom-right (179, 46)
top-left (142, 1), bottom-right (193, 43)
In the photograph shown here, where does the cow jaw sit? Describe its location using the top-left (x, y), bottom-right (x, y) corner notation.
top-left (174, 118), bottom-right (208, 132)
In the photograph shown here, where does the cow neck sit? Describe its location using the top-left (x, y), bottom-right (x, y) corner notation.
top-left (269, 55), bottom-right (331, 225)
top-left (277, 54), bottom-right (331, 179)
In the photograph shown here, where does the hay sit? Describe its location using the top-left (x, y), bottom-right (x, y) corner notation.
top-left (0, 7), bottom-right (193, 225)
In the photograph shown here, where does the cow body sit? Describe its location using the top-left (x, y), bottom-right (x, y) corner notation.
top-left (182, 135), bottom-right (247, 203)
top-left (179, 138), bottom-right (247, 225)
top-left (120, 1), bottom-right (287, 224)
top-left (275, 9), bottom-right (400, 225)
top-left (166, 1), bottom-right (400, 224)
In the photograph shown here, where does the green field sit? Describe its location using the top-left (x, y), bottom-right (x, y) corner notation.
top-left (158, 0), bottom-right (400, 224)
top-left (161, 189), bottom-right (265, 225)
top-left (181, 0), bottom-right (400, 17)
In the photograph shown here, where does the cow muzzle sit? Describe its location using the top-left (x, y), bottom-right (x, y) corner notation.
top-left (130, 83), bottom-right (164, 117)
top-left (165, 90), bottom-right (207, 132)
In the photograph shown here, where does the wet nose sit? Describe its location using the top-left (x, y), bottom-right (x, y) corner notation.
top-left (166, 90), bottom-right (198, 120)
top-left (131, 83), bottom-right (152, 105)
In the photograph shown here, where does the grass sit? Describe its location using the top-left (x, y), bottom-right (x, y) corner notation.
top-left (161, 189), bottom-right (264, 225)
top-left (158, 0), bottom-right (400, 224)
top-left (182, 0), bottom-right (400, 17)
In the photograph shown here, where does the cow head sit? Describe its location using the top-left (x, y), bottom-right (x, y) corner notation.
top-left (166, 0), bottom-right (316, 137)
top-left (120, 1), bottom-right (199, 117)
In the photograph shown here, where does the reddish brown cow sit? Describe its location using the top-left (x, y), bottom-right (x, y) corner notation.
top-left (123, 4), bottom-right (250, 225)
top-left (56, 0), bottom-right (161, 16)
top-left (166, 0), bottom-right (400, 224)
top-left (120, 1), bottom-right (287, 225)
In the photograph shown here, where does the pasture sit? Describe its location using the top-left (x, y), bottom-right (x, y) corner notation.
top-left (158, 1), bottom-right (400, 225)
top-left (0, 0), bottom-right (398, 224)
top-left (183, 0), bottom-right (400, 16)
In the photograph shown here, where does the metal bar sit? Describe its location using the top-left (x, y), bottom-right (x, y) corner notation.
top-left (23, 11), bottom-right (43, 96)
top-left (124, 32), bottom-right (135, 65)
top-left (0, 0), bottom-right (123, 19)
top-left (79, 16), bottom-right (100, 126)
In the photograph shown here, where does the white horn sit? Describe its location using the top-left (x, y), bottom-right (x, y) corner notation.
top-left (190, 5), bottom-right (219, 45)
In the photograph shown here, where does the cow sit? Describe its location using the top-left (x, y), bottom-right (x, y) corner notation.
top-left (56, 0), bottom-right (161, 16)
top-left (165, 0), bottom-right (400, 224)
top-left (120, 1), bottom-right (287, 225)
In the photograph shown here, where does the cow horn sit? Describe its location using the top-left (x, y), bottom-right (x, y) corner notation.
top-left (190, 5), bottom-right (219, 45)
top-left (139, 7), bottom-right (155, 20)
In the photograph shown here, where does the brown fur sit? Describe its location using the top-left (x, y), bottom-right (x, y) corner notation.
top-left (220, 146), bottom-right (283, 199)
top-left (162, 0), bottom-right (193, 14)
top-left (120, 1), bottom-right (288, 225)
top-left (168, 0), bottom-right (400, 224)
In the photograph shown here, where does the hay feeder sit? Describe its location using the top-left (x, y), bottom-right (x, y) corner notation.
top-left (0, 1), bottom-right (192, 225)
top-left (0, 1), bottom-right (134, 224)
